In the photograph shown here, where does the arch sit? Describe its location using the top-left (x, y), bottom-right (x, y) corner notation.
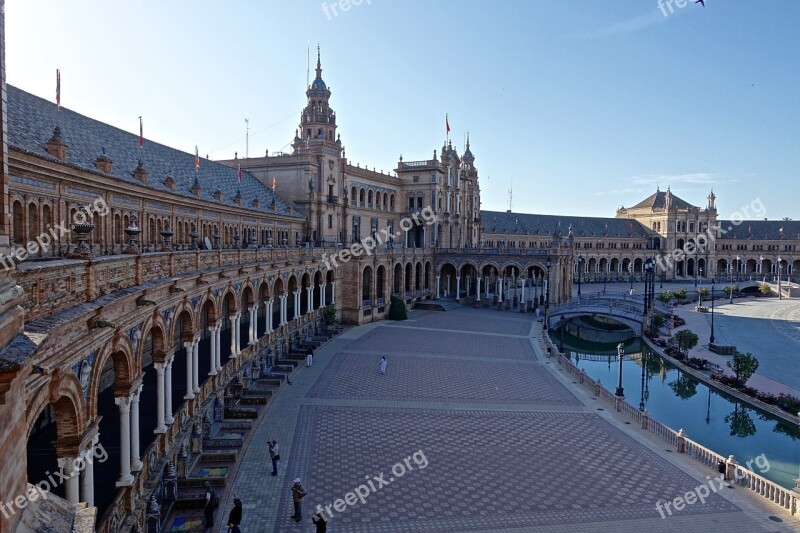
top-left (393, 263), bottom-right (403, 295)
top-left (197, 290), bottom-right (218, 324)
top-left (499, 262), bottom-right (524, 276)
top-left (220, 288), bottom-right (239, 315)
top-left (12, 200), bottom-right (24, 244)
top-left (138, 314), bottom-right (168, 367)
top-left (88, 336), bottom-right (135, 419)
top-left (26, 372), bottom-right (86, 441)
top-left (241, 285), bottom-right (255, 312)
top-left (169, 301), bottom-right (197, 342)
top-left (362, 265), bottom-right (373, 303)
top-left (376, 265), bottom-right (386, 300)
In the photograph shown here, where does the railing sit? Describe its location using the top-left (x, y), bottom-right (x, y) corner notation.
top-left (542, 333), bottom-right (798, 517)
top-left (437, 247), bottom-right (550, 256)
top-left (327, 195), bottom-right (338, 204)
top-left (362, 299), bottom-right (372, 310)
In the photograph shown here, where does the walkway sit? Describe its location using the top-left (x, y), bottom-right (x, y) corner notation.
top-left (220, 307), bottom-right (799, 532)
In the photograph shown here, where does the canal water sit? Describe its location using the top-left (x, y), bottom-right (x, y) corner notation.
top-left (552, 330), bottom-right (800, 489)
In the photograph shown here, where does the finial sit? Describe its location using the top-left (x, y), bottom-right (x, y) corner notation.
top-left (466, 132), bottom-right (470, 150)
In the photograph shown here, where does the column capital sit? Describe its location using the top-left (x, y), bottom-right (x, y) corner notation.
top-left (114, 395), bottom-right (132, 413)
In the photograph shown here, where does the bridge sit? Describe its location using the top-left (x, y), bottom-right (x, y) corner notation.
top-left (547, 292), bottom-right (673, 336)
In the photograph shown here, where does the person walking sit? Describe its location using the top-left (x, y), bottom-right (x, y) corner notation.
top-left (227, 495), bottom-right (243, 533)
top-left (291, 478), bottom-right (307, 522)
top-left (379, 356), bottom-right (387, 375)
top-left (306, 348), bottom-right (313, 367)
top-left (268, 439), bottom-right (279, 476)
top-left (203, 481), bottom-right (216, 532)
top-left (312, 509), bottom-right (328, 532)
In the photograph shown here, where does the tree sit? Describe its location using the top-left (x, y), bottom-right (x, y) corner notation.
top-left (657, 291), bottom-right (674, 304)
top-left (674, 329), bottom-right (699, 356)
top-left (698, 287), bottom-right (710, 298)
top-left (322, 305), bottom-right (340, 327)
top-left (758, 283), bottom-right (772, 296)
top-left (388, 295), bottom-right (408, 320)
top-left (725, 404), bottom-right (757, 438)
top-left (727, 351), bottom-right (759, 387)
top-left (674, 288), bottom-right (688, 304)
top-left (649, 314), bottom-right (666, 334)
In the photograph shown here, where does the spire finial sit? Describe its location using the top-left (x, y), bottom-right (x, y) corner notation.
top-left (316, 44), bottom-right (322, 79)
top-left (466, 132), bottom-right (470, 150)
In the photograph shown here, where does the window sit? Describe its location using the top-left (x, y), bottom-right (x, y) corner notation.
top-left (413, 175), bottom-right (420, 183)
top-left (417, 196), bottom-right (423, 208)
top-left (328, 215), bottom-right (333, 229)
top-left (408, 197), bottom-right (415, 209)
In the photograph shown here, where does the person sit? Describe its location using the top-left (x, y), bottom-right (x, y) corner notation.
top-left (268, 439), bottom-right (279, 476)
top-left (291, 478), bottom-right (307, 522)
top-left (306, 348), bottom-right (313, 367)
top-left (312, 509), bottom-right (328, 532)
top-left (203, 481), bottom-right (215, 532)
top-left (227, 495), bottom-right (243, 533)
top-left (379, 356), bottom-right (387, 375)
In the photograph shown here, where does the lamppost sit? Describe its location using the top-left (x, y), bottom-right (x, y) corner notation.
top-left (577, 256), bottom-right (584, 297)
top-left (560, 315), bottom-right (565, 352)
top-left (736, 255), bottom-right (740, 282)
top-left (603, 274), bottom-right (607, 293)
top-left (544, 259), bottom-right (551, 329)
top-left (710, 279), bottom-right (716, 344)
top-left (698, 268), bottom-right (703, 305)
top-left (629, 265), bottom-right (634, 291)
top-left (615, 342), bottom-right (625, 397)
top-left (778, 255), bottom-right (782, 300)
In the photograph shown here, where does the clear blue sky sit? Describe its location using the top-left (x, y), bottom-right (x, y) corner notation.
top-left (7, 0), bottom-right (800, 219)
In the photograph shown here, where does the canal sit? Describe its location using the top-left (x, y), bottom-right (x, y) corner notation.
top-left (552, 328), bottom-right (800, 489)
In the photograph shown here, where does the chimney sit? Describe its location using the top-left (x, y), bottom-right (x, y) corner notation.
top-left (46, 126), bottom-right (67, 159)
top-left (190, 176), bottom-right (202, 197)
top-left (95, 147), bottom-right (112, 173)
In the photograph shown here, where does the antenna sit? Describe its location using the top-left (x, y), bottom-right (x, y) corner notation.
top-left (508, 183), bottom-right (513, 212)
top-left (306, 43), bottom-right (310, 87)
top-left (245, 118), bottom-right (250, 158)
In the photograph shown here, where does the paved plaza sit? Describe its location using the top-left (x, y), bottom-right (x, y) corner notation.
top-left (219, 305), bottom-right (799, 532)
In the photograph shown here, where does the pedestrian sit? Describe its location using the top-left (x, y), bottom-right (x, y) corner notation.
top-left (203, 481), bottom-right (216, 532)
top-left (379, 356), bottom-right (387, 375)
top-left (291, 478), bottom-right (307, 522)
top-left (312, 509), bottom-right (328, 532)
top-left (227, 495), bottom-right (242, 533)
top-left (268, 439), bottom-right (279, 476)
top-left (306, 348), bottom-right (313, 367)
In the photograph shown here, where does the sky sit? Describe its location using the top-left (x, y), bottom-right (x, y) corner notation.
top-left (6, 0), bottom-right (800, 219)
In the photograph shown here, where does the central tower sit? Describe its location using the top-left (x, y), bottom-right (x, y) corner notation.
top-left (292, 46), bottom-right (342, 157)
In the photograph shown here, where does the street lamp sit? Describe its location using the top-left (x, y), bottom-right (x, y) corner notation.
top-left (736, 255), bottom-right (740, 282)
top-left (544, 259), bottom-right (551, 329)
top-left (577, 256), bottom-right (584, 297)
top-left (615, 342), bottom-right (625, 397)
top-left (603, 273), bottom-right (607, 293)
top-left (778, 256), bottom-right (782, 300)
top-left (710, 279), bottom-right (716, 344)
top-left (629, 265), bottom-right (634, 291)
top-left (560, 315), bottom-right (565, 351)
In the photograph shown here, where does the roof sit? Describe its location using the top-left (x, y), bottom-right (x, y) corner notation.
top-left (7, 85), bottom-right (297, 217)
top-left (481, 210), bottom-right (651, 239)
top-left (629, 188), bottom-right (695, 210)
top-left (716, 220), bottom-right (800, 240)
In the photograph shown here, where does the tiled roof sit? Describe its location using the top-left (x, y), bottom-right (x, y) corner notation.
top-left (481, 211), bottom-right (651, 239)
top-left (7, 85), bottom-right (298, 217)
top-left (716, 220), bottom-right (800, 240)
top-left (630, 189), bottom-right (695, 210)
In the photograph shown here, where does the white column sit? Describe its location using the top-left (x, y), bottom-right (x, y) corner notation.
top-left (278, 294), bottom-right (286, 325)
top-left (485, 276), bottom-right (490, 298)
top-left (264, 301), bottom-right (271, 334)
top-left (307, 287), bottom-right (313, 313)
top-left (115, 396), bottom-right (134, 487)
top-left (229, 315), bottom-right (237, 356)
top-left (520, 282), bottom-right (525, 306)
top-left (404, 229), bottom-right (409, 248)
top-left (235, 314), bottom-right (242, 356)
top-left (154, 363), bottom-right (167, 433)
top-left (321, 283), bottom-right (327, 308)
top-left (476, 277), bottom-right (481, 301)
top-left (498, 276), bottom-right (503, 302)
top-left (59, 457), bottom-right (80, 504)
top-left (215, 323), bottom-right (222, 371)
top-left (208, 327), bottom-right (218, 376)
top-left (80, 436), bottom-right (97, 506)
top-left (165, 357), bottom-right (174, 424)
top-left (183, 341), bottom-right (195, 399)
top-left (455, 276), bottom-right (461, 300)
top-left (191, 338), bottom-right (200, 393)
top-left (435, 276), bottom-right (441, 298)
top-left (130, 385), bottom-right (143, 472)
top-left (248, 307), bottom-right (256, 345)
top-left (331, 281), bottom-right (337, 304)
top-left (294, 290), bottom-right (301, 319)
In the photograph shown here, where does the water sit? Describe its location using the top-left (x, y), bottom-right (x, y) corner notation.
top-left (554, 332), bottom-right (800, 489)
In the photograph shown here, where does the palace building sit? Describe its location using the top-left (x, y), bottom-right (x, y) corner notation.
top-left (0, 7), bottom-right (796, 532)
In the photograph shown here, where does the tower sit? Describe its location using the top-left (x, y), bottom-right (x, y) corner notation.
top-left (293, 46), bottom-right (341, 157)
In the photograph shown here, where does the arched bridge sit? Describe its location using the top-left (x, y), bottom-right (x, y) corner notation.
top-left (548, 292), bottom-right (672, 336)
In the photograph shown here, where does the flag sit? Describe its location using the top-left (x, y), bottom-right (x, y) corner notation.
top-left (272, 177), bottom-right (276, 191)
top-left (237, 163), bottom-right (242, 183)
top-left (56, 69), bottom-right (61, 109)
top-left (194, 146), bottom-right (200, 171)
top-left (138, 117), bottom-right (143, 148)
top-left (446, 113), bottom-right (451, 134)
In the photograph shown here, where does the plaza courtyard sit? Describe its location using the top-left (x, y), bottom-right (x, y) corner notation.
top-left (215, 306), bottom-right (798, 532)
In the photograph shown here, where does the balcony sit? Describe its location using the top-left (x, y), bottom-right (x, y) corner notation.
top-left (327, 195), bottom-right (338, 204)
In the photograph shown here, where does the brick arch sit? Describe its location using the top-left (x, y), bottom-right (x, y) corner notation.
top-left (436, 261), bottom-right (458, 276)
top-left (499, 261), bottom-right (524, 275)
top-left (87, 334), bottom-right (135, 419)
top-left (273, 277), bottom-right (285, 297)
top-left (241, 284), bottom-right (255, 310)
top-left (197, 289), bottom-right (218, 324)
top-left (139, 312), bottom-right (169, 366)
top-left (220, 287), bottom-right (239, 314)
top-left (170, 305), bottom-right (197, 346)
top-left (459, 260), bottom-right (480, 272)
top-left (479, 261), bottom-right (501, 274)
top-left (26, 371), bottom-right (87, 441)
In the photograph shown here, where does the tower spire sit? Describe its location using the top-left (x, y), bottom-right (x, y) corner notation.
top-left (316, 44), bottom-right (322, 80)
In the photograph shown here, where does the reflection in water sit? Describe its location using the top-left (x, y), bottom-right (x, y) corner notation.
top-left (556, 327), bottom-right (800, 489)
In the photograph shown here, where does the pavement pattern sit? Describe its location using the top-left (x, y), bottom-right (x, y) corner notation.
top-left (219, 305), bottom-right (799, 532)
